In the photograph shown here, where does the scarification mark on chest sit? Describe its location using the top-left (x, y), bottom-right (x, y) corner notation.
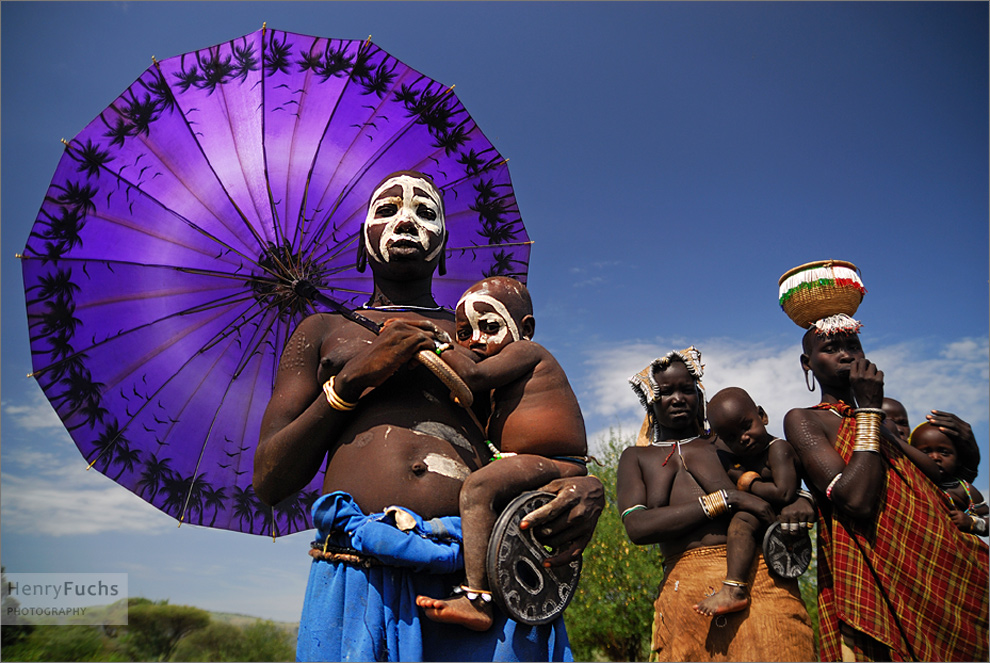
top-left (280, 331), bottom-right (311, 372)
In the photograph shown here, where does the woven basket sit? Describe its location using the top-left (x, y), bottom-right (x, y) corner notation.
top-left (778, 260), bottom-right (864, 329)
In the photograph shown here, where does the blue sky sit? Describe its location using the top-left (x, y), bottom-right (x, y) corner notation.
top-left (2, 2), bottom-right (987, 622)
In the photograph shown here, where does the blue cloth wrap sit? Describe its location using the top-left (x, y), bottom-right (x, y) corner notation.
top-left (296, 491), bottom-right (572, 662)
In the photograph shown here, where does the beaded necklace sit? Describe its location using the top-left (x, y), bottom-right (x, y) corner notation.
top-left (361, 304), bottom-right (450, 313)
top-left (941, 478), bottom-right (977, 514)
top-left (652, 434), bottom-right (701, 468)
top-left (651, 435), bottom-right (700, 449)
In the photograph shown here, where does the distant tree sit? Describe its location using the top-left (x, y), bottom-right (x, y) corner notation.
top-left (565, 430), bottom-right (664, 662)
top-left (170, 619), bottom-right (294, 662)
top-left (120, 600), bottom-right (210, 661)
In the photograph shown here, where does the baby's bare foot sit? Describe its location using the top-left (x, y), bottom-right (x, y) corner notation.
top-left (693, 583), bottom-right (750, 617)
top-left (416, 593), bottom-right (494, 632)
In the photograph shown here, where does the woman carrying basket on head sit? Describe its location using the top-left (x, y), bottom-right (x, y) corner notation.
top-left (779, 260), bottom-right (988, 662)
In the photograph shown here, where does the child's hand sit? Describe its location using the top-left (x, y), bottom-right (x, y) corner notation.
top-left (948, 509), bottom-right (971, 532)
top-left (727, 491), bottom-right (775, 525)
top-left (726, 466), bottom-right (745, 484)
top-left (778, 497), bottom-right (816, 535)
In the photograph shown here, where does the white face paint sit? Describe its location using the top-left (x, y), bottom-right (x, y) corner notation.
top-left (363, 175), bottom-right (444, 263)
top-left (457, 291), bottom-right (520, 349)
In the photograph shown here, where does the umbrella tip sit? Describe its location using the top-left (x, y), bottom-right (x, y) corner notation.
top-left (262, 21), bottom-right (266, 34)
top-left (60, 138), bottom-right (69, 147)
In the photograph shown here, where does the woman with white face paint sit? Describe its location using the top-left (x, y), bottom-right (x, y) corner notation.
top-left (407, 276), bottom-right (589, 632)
top-left (254, 172), bottom-right (603, 662)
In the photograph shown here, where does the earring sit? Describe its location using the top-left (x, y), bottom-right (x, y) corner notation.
top-left (437, 231), bottom-right (448, 276)
top-left (804, 371), bottom-right (816, 392)
top-left (355, 229), bottom-right (368, 273)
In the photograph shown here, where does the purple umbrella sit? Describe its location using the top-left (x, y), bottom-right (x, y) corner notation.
top-left (20, 26), bottom-right (530, 537)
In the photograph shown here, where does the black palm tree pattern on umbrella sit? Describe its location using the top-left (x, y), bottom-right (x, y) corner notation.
top-left (21, 26), bottom-right (531, 537)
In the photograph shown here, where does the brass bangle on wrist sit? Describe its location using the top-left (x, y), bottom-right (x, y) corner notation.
top-left (853, 408), bottom-right (883, 453)
top-left (323, 376), bottom-right (359, 412)
top-left (737, 471), bottom-right (761, 492)
top-left (699, 489), bottom-right (730, 519)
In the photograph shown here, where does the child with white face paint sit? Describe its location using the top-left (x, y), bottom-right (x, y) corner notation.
top-left (410, 276), bottom-right (589, 632)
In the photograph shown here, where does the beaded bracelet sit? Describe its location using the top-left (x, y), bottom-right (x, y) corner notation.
top-left (621, 504), bottom-right (647, 521)
top-left (972, 516), bottom-right (988, 536)
top-left (323, 376), bottom-right (359, 412)
top-left (825, 473), bottom-right (843, 500)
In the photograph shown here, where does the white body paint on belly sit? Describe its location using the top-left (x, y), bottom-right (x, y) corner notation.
top-left (422, 452), bottom-right (470, 481)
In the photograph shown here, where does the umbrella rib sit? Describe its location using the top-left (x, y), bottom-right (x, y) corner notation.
top-left (305, 69), bottom-right (443, 250)
top-left (292, 38), bottom-right (380, 256)
top-left (20, 254), bottom-right (297, 300)
top-left (214, 43), bottom-right (275, 254)
top-left (285, 34), bottom-right (337, 267)
top-left (169, 333), bottom-right (240, 527)
top-left (29, 278), bottom-right (264, 380)
top-left (445, 240), bottom-right (535, 251)
top-left (79, 300), bottom-right (251, 471)
top-left (258, 32), bottom-right (287, 256)
top-left (310, 231), bottom-right (361, 268)
top-left (149, 54), bottom-right (274, 257)
top-left (213, 296), bottom-right (286, 377)
top-left (265, 33), bottom-right (361, 285)
top-left (58, 139), bottom-right (285, 282)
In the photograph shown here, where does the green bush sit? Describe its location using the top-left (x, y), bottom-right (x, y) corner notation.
top-left (0, 625), bottom-right (111, 662)
top-left (170, 620), bottom-right (294, 662)
top-left (118, 600), bottom-right (210, 661)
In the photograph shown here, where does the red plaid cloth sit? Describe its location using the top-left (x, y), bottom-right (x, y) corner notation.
top-left (813, 402), bottom-right (989, 662)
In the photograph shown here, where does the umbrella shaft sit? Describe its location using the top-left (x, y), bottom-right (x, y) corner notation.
top-left (293, 280), bottom-right (383, 334)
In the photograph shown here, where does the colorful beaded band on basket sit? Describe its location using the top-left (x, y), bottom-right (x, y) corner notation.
top-left (778, 260), bottom-right (866, 329)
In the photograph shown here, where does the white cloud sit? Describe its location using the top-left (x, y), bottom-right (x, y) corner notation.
top-left (1, 466), bottom-right (175, 537)
top-left (2, 389), bottom-right (65, 430)
top-left (580, 335), bottom-right (990, 456)
top-left (2, 386), bottom-right (176, 536)
top-left (871, 338), bottom-right (990, 429)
